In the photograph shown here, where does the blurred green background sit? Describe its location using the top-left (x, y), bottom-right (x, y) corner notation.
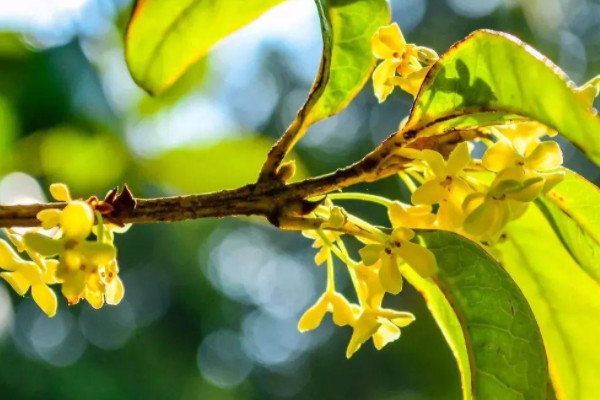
top-left (0, 0), bottom-right (598, 399)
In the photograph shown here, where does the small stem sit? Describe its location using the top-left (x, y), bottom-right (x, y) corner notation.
top-left (325, 192), bottom-right (394, 208)
top-left (326, 251), bottom-right (335, 292)
top-left (399, 171), bottom-right (418, 193)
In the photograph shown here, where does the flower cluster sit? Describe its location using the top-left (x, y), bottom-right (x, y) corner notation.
top-left (0, 184), bottom-right (125, 317)
top-left (296, 23), bottom-right (567, 358)
top-left (299, 202), bottom-right (437, 358)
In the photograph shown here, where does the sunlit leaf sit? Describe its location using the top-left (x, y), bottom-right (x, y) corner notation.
top-left (536, 168), bottom-right (600, 283)
top-left (299, 0), bottom-right (389, 127)
top-left (498, 206), bottom-right (600, 400)
top-left (142, 136), bottom-right (307, 193)
top-left (406, 30), bottom-right (600, 166)
top-left (125, 0), bottom-right (286, 94)
top-left (137, 58), bottom-right (208, 115)
top-left (402, 230), bottom-right (549, 400)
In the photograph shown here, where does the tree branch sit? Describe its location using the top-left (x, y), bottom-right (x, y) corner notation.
top-left (0, 129), bottom-right (476, 228)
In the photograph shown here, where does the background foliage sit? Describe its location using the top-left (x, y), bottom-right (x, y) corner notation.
top-left (0, 0), bottom-right (598, 399)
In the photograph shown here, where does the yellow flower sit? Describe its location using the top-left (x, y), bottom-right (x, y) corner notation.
top-left (342, 262), bottom-right (416, 357)
top-left (297, 291), bottom-right (355, 332)
top-left (492, 122), bottom-right (556, 154)
top-left (24, 201), bottom-right (117, 306)
top-left (346, 306), bottom-right (415, 358)
top-left (388, 202), bottom-right (436, 229)
top-left (463, 167), bottom-right (544, 238)
top-left (103, 261), bottom-right (125, 305)
top-left (302, 229), bottom-right (337, 265)
top-left (0, 239), bottom-right (58, 317)
top-left (482, 139), bottom-right (564, 192)
top-left (371, 23), bottom-right (438, 102)
top-left (359, 227), bottom-right (437, 294)
top-left (411, 142), bottom-right (473, 229)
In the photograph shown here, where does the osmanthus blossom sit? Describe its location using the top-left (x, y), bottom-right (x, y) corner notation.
top-left (297, 291), bottom-right (355, 332)
top-left (462, 167), bottom-right (544, 239)
top-left (409, 142), bottom-right (474, 229)
top-left (345, 262), bottom-right (415, 357)
top-left (359, 226), bottom-right (437, 295)
top-left (490, 122), bottom-right (557, 155)
top-left (371, 23), bottom-right (438, 102)
top-left (482, 138), bottom-right (564, 193)
top-left (0, 183), bottom-right (125, 314)
top-left (0, 239), bottom-right (59, 317)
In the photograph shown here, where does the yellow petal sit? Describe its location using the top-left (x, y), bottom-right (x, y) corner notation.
top-left (446, 142), bottom-right (472, 176)
top-left (49, 183), bottom-right (71, 202)
top-left (346, 311), bottom-right (381, 358)
top-left (411, 180), bottom-right (446, 205)
top-left (391, 227), bottom-right (415, 242)
top-left (0, 239), bottom-right (25, 271)
top-left (437, 200), bottom-right (464, 230)
top-left (355, 263), bottom-right (385, 309)
top-left (314, 247), bottom-right (329, 266)
top-left (1, 271), bottom-right (31, 296)
top-left (77, 241), bottom-right (117, 265)
top-left (372, 319), bottom-right (401, 350)
top-left (396, 240), bottom-right (437, 278)
top-left (482, 141), bottom-right (518, 172)
top-left (36, 209), bottom-right (61, 230)
top-left (60, 201), bottom-right (94, 239)
top-left (43, 260), bottom-right (60, 284)
top-left (61, 271), bottom-right (86, 301)
top-left (23, 233), bottom-right (62, 257)
top-left (85, 289), bottom-right (105, 309)
top-left (32, 284), bottom-right (57, 317)
top-left (462, 192), bottom-right (486, 215)
top-left (525, 141), bottom-right (563, 171)
top-left (359, 244), bottom-right (385, 266)
top-left (397, 66), bottom-right (430, 97)
top-left (329, 292), bottom-right (355, 327)
top-left (372, 59), bottom-right (399, 103)
top-left (541, 171), bottom-right (565, 193)
top-left (463, 201), bottom-right (499, 236)
top-left (388, 203), bottom-right (435, 229)
top-left (371, 23), bottom-right (406, 59)
top-left (379, 255), bottom-right (403, 295)
top-left (391, 313), bottom-right (416, 327)
top-left (420, 149), bottom-right (446, 177)
top-left (505, 177), bottom-right (544, 202)
top-left (105, 276), bottom-right (125, 305)
top-left (297, 294), bottom-right (329, 332)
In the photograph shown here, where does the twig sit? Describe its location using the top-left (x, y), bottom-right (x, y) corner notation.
top-left (0, 129), bottom-right (477, 228)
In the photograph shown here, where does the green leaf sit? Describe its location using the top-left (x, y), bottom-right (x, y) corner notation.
top-left (402, 230), bottom-right (549, 400)
top-left (141, 136), bottom-right (307, 193)
top-left (536, 168), bottom-right (600, 283)
top-left (125, 0), bottom-right (286, 94)
top-left (497, 205), bottom-right (600, 400)
top-left (298, 0), bottom-right (389, 127)
top-left (405, 30), bottom-right (600, 166)
top-left (137, 57), bottom-right (208, 115)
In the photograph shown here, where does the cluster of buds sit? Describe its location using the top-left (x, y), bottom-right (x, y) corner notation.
top-left (0, 184), bottom-right (127, 317)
